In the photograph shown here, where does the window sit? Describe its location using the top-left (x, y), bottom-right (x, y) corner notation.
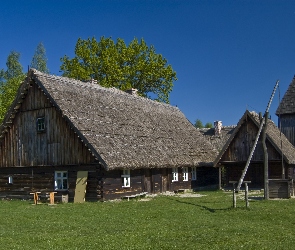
top-left (121, 169), bottom-right (130, 187)
top-left (172, 167), bottom-right (178, 182)
top-left (55, 171), bottom-right (68, 190)
top-left (8, 176), bottom-right (13, 184)
top-left (183, 167), bottom-right (188, 181)
top-left (37, 117), bottom-right (45, 132)
top-left (191, 167), bottom-right (197, 181)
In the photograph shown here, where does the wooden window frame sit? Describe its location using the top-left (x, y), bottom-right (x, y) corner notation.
top-left (191, 167), bottom-right (197, 181)
top-left (172, 167), bottom-right (178, 182)
top-left (54, 171), bottom-right (68, 190)
top-left (37, 117), bottom-right (46, 133)
top-left (121, 169), bottom-right (130, 187)
top-left (183, 167), bottom-right (188, 181)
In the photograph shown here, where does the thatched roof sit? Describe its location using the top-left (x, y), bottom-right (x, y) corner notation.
top-left (1, 69), bottom-right (217, 170)
top-left (276, 76), bottom-right (295, 115)
top-left (198, 126), bottom-right (235, 152)
top-left (213, 110), bottom-right (295, 166)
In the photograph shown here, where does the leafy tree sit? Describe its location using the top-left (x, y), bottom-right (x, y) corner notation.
top-left (60, 37), bottom-right (177, 103)
top-left (205, 122), bottom-right (213, 128)
top-left (0, 51), bottom-right (25, 123)
top-left (30, 42), bottom-right (49, 73)
top-left (194, 119), bottom-right (204, 129)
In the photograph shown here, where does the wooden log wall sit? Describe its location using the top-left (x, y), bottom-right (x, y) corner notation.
top-left (280, 114), bottom-right (295, 147)
top-left (169, 167), bottom-right (192, 192)
top-left (222, 162), bottom-right (290, 188)
top-left (0, 83), bottom-right (96, 167)
top-left (269, 179), bottom-right (292, 199)
top-left (0, 165), bottom-right (102, 202)
top-left (103, 169), bottom-right (144, 200)
top-left (102, 167), bottom-right (197, 200)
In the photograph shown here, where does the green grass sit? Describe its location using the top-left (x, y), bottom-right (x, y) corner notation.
top-left (1, 191), bottom-right (295, 249)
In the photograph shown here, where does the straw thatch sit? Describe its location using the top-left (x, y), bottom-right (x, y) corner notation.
top-left (1, 69), bottom-right (217, 170)
top-left (198, 126), bottom-right (235, 152)
top-left (276, 76), bottom-right (295, 115)
top-left (213, 110), bottom-right (295, 166)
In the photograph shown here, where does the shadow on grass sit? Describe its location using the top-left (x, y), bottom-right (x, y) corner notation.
top-left (248, 196), bottom-right (264, 201)
top-left (163, 196), bottom-right (232, 213)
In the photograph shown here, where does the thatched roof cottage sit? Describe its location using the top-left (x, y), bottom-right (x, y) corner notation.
top-left (0, 69), bottom-right (217, 201)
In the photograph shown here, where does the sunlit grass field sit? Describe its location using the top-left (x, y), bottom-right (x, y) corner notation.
top-left (0, 190), bottom-right (295, 249)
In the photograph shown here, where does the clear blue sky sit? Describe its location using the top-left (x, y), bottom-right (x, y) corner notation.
top-left (1, 0), bottom-right (295, 126)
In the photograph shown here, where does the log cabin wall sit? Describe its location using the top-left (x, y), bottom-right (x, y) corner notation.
top-left (102, 167), bottom-right (197, 200)
top-left (0, 82), bottom-right (96, 167)
top-left (279, 114), bottom-right (295, 147)
top-left (169, 167), bottom-right (192, 192)
top-left (0, 165), bottom-right (102, 201)
top-left (221, 162), bottom-right (290, 188)
top-left (103, 169), bottom-right (144, 200)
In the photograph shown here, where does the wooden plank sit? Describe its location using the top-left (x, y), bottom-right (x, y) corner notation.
top-left (74, 171), bottom-right (88, 203)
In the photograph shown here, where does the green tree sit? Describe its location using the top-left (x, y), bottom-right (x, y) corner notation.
top-left (205, 122), bottom-right (213, 128)
top-left (30, 42), bottom-right (49, 73)
top-left (194, 119), bottom-right (204, 129)
top-left (60, 37), bottom-right (177, 103)
top-left (0, 51), bottom-right (25, 123)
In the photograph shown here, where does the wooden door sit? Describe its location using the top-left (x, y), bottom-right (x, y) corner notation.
top-left (74, 171), bottom-right (88, 203)
top-left (144, 169), bottom-right (152, 193)
top-left (161, 168), bottom-right (168, 192)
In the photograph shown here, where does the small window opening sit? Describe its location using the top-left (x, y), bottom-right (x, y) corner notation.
top-left (121, 169), bottom-right (130, 187)
top-left (8, 176), bottom-right (13, 184)
top-left (191, 167), bottom-right (197, 181)
top-left (172, 167), bottom-right (178, 182)
top-left (54, 171), bottom-right (68, 190)
top-left (37, 117), bottom-right (45, 132)
top-left (183, 167), bottom-right (188, 181)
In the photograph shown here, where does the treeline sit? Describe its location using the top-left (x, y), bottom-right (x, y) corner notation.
top-left (0, 37), bottom-right (177, 123)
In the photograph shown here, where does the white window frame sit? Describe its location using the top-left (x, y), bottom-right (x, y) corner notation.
top-left (172, 167), bottom-right (178, 182)
top-left (54, 171), bottom-right (68, 190)
top-left (121, 169), bottom-right (130, 187)
top-left (183, 167), bottom-right (188, 181)
top-left (191, 167), bottom-right (197, 181)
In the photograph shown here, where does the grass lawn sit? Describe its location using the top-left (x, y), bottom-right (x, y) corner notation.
top-left (0, 190), bottom-right (295, 249)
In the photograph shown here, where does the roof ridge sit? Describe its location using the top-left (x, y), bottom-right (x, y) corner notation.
top-left (32, 69), bottom-right (181, 114)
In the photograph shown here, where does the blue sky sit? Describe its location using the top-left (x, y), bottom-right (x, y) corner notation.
top-left (1, 0), bottom-right (295, 126)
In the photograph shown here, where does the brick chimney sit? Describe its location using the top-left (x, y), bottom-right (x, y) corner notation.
top-left (214, 121), bottom-right (222, 135)
top-left (125, 88), bottom-right (138, 96)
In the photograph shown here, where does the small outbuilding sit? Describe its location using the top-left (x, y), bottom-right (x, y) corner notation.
top-left (0, 69), bottom-right (217, 201)
top-left (214, 110), bottom-right (295, 196)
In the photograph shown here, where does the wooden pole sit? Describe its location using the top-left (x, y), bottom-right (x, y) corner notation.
top-left (237, 81), bottom-right (279, 192)
top-left (245, 183), bottom-right (249, 208)
top-left (229, 181), bottom-right (237, 208)
top-left (218, 166), bottom-right (222, 190)
top-left (262, 112), bottom-right (269, 200)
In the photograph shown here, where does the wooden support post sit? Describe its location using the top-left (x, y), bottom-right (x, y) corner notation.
top-left (229, 181), bottom-right (237, 208)
top-left (262, 112), bottom-right (269, 200)
top-left (245, 183), bottom-right (249, 208)
top-left (244, 181), bottom-right (251, 208)
top-left (49, 192), bottom-right (57, 205)
top-left (218, 166), bottom-right (222, 190)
